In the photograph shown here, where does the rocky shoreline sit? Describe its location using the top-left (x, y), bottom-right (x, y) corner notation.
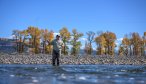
top-left (0, 53), bottom-right (146, 65)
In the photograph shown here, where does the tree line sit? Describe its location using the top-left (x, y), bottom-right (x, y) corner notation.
top-left (118, 32), bottom-right (146, 56)
top-left (12, 26), bottom-right (146, 56)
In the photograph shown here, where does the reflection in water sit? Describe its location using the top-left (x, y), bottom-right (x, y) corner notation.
top-left (0, 64), bottom-right (146, 84)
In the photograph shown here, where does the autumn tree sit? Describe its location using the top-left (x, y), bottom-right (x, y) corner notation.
top-left (121, 36), bottom-right (130, 56)
top-left (119, 32), bottom-right (146, 56)
top-left (140, 32), bottom-right (146, 56)
top-left (41, 29), bottom-right (49, 54)
top-left (59, 27), bottom-right (70, 55)
top-left (140, 38), bottom-right (145, 56)
top-left (104, 31), bottom-right (116, 55)
top-left (118, 44), bottom-right (124, 56)
top-left (137, 32), bottom-right (146, 56)
top-left (131, 32), bottom-right (142, 56)
top-left (20, 30), bottom-right (29, 53)
top-left (144, 32), bottom-right (146, 56)
top-left (27, 26), bottom-right (41, 54)
top-left (70, 29), bottom-right (83, 56)
top-left (46, 30), bottom-right (54, 54)
top-left (95, 35), bottom-right (106, 55)
top-left (95, 31), bottom-right (116, 55)
top-left (12, 29), bottom-right (29, 53)
top-left (86, 31), bottom-right (95, 55)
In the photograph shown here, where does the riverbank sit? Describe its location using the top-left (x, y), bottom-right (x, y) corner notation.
top-left (0, 53), bottom-right (146, 65)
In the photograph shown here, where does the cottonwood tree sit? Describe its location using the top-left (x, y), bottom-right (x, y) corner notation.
top-left (46, 30), bottom-right (54, 54)
top-left (95, 31), bottom-right (116, 55)
top-left (119, 32), bottom-right (146, 56)
top-left (86, 31), bottom-right (95, 55)
top-left (84, 41), bottom-right (91, 54)
top-left (41, 29), bottom-right (54, 54)
top-left (70, 29), bottom-right (83, 56)
top-left (121, 36), bottom-right (130, 56)
top-left (20, 30), bottom-right (29, 53)
top-left (27, 26), bottom-right (41, 54)
top-left (131, 32), bottom-right (142, 56)
top-left (118, 44), bottom-right (124, 56)
top-left (104, 31), bottom-right (117, 55)
top-left (141, 32), bottom-right (146, 56)
top-left (59, 27), bottom-right (70, 55)
top-left (95, 35), bottom-right (106, 55)
top-left (144, 32), bottom-right (146, 56)
top-left (12, 29), bottom-right (29, 53)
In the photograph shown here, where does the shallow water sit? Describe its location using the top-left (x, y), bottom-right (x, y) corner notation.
top-left (0, 64), bottom-right (146, 84)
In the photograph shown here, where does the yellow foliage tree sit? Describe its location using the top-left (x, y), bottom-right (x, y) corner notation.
top-left (41, 29), bottom-right (49, 53)
top-left (46, 30), bottom-right (54, 54)
top-left (20, 30), bottom-right (29, 53)
top-left (59, 27), bottom-right (70, 55)
top-left (95, 31), bottom-right (116, 55)
top-left (144, 32), bottom-right (146, 56)
top-left (118, 44), bottom-right (124, 56)
top-left (122, 37), bottom-right (130, 56)
top-left (131, 32), bottom-right (142, 56)
top-left (120, 32), bottom-right (145, 56)
top-left (95, 35), bottom-right (106, 55)
top-left (27, 26), bottom-right (41, 54)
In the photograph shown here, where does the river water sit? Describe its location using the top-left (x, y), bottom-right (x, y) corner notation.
top-left (0, 64), bottom-right (146, 84)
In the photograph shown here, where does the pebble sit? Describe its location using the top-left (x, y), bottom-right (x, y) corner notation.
top-left (0, 53), bottom-right (146, 65)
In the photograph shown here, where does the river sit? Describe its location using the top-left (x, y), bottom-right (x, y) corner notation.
top-left (0, 64), bottom-right (146, 84)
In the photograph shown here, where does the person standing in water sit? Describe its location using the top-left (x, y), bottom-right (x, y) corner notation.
top-left (48, 35), bottom-right (64, 66)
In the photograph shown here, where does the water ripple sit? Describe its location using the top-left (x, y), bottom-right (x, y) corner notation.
top-left (0, 64), bottom-right (146, 84)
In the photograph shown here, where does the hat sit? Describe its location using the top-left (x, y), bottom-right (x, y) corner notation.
top-left (56, 35), bottom-right (60, 37)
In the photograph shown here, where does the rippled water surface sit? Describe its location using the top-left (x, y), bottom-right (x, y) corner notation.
top-left (0, 64), bottom-right (146, 84)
